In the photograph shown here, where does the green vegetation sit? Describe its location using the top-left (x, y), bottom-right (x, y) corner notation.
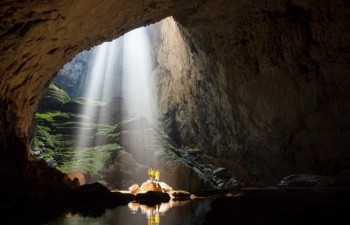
top-left (58, 143), bottom-right (120, 174)
top-left (33, 96), bottom-right (177, 186)
top-left (33, 111), bottom-right (121, 176)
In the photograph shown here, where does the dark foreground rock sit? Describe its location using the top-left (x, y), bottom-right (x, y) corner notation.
top-left (203, 188), bottom-right (350, 225)
top-left (135, 191), bottom-right (171, 206)
top-left (0, 181), bottom-right (172, 225)
top-left (278, 173), bottom-right (350, 187)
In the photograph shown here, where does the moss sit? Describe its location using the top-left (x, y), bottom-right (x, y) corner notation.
top-left (34, 105), bottom-right (177, 182)
top-left (57, 143), bottom-right (120, 174)
top-left (36, 112), bottom-right (72, 123)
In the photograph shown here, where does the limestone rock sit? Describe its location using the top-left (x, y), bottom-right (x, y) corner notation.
top-left (277, 174), bottom-right (335, 187)
top-left (104, 150), bottom-right (149, 189)
top-left (128, 184), bottom-right (140, 194)
top-left (54, 49), bottom-right (95, 98)
top-left (213, 167), bottom-right (232, 179)
top-left (170, 190), bottom-right (192, 199)
top-left (158, 181), bottom-right (173, 192)
top-left (139, 181), bottom-right (162, 192)
top-left (67, 171), bottom-right (86, 186)
top-left (37, 84), bottom-right (70, 112)
top-left (154, 149), bottom-right (211, 192)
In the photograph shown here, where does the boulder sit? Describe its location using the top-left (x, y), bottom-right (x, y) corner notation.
top-left (170, 190), bottom-right (192, 199)
top-left (128, 184), bottom-right (140, 194)
top-left (154, 149), bottom-right (211, 192)
top-left (139, 181), bottom-right (162, 192)
top-left (158, 182), bottom-right (173, 192)
top-left (37, 84), bottom-right (70, 111)
top-left (104, 150), bottom-right (149, 189)
top-left (213, 167), bottom-right (232, 179)
top-left (67, 171), bottom-right (86, 186)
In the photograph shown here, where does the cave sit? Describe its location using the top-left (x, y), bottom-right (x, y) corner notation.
top-left (0, 0), bottom-right (349, 224)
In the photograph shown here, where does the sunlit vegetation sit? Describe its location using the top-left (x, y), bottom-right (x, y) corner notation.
top-left (33, 111), bottom-right (121, 174)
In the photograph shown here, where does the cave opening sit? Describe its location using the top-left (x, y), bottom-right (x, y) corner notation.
top-left (34, 19), bottom-right (165, 188)
top-left (1, 1), bottom-right (349, 224)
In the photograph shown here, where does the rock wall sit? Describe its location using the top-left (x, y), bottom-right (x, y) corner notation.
top-left (0, 0), bottom-right (349, 185)
top-left (53, 48), bottom-right (96, 99)
top-left (170, 0), bottom-right (350, 183)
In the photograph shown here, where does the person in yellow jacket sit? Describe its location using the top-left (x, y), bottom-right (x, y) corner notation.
top-left (148, 168), bottom-right (153, 181)
top-left (155, 170), bottom-right (160, 182)
top-left (151, 169), bottom-right (156, 181)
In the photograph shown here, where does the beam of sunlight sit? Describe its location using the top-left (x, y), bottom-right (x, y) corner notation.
top-left (122, 27), bottom-right (159, 165)
top-left (73, 26), bottom-right (160, 170)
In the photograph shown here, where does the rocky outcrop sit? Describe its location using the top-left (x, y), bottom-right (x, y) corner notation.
top-left (54, 49), bottom-right (95, 98)
top-left (104, 150), bottom-right (149, 189)
top-left (139, 181), bottom-right (162, 192)
top-left (37, 84), bottom-right (70, 111)
top-left (154, 148), bottom-right (211, 192)
top-left (155, 1), bottom-right (350, 184)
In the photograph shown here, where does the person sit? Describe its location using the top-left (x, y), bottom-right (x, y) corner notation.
top-left (155, 170), bottom-right (160, 182)
top-left (148, 168), bottom-right (153, 181)
top-left (151, 169), bottom-right (156, 182)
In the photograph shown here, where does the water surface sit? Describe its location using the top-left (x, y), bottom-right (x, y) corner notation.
top-left (48, 198), bottom-right (213, 225)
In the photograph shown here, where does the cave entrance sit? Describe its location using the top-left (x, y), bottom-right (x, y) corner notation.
top-left (33, 19), bottom-right (166, 188)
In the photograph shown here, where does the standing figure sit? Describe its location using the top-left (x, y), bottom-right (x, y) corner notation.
top-left (155, 170), bottom-right (160, 182)
top-left (148, 168), bottom-right (153, 181)
top-left (151, 169), bottom-right (156, 182)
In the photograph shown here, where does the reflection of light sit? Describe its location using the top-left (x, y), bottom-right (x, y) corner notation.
top-left (127, 199), bottom-right (193, 225)
top-left (148, 213), bottom-right (160, 225)
top-left (128, 202), bottom-right (140, 214)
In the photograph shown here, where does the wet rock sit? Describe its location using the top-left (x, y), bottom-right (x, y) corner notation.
top-left (277, 174), bottom-right (335, 187)
top-left (128, 184), bottom-right (140, 194)
top-left (158, 181), bottom-right (174, 192)
top-left (135, 191), bottom-right (171, 205)
top-left (213, 167), bottom-right (232, 179)
top-left (170, 190), bottom-right (192, 199)
top-left (225, 178), bottom-right (243, 189)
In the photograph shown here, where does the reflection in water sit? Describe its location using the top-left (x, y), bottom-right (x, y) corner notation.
top-left (128, 200), bottom-right (192, 225)
top-left (48, 198), bottom-right (212, 225)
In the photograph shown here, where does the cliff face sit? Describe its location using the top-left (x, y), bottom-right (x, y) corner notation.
top-left (178, 0), bottom-right (350, 182)
top-left (0, 0), bottom-right (349, 185)
top-left (154, 1), bottom-right (350, 183)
